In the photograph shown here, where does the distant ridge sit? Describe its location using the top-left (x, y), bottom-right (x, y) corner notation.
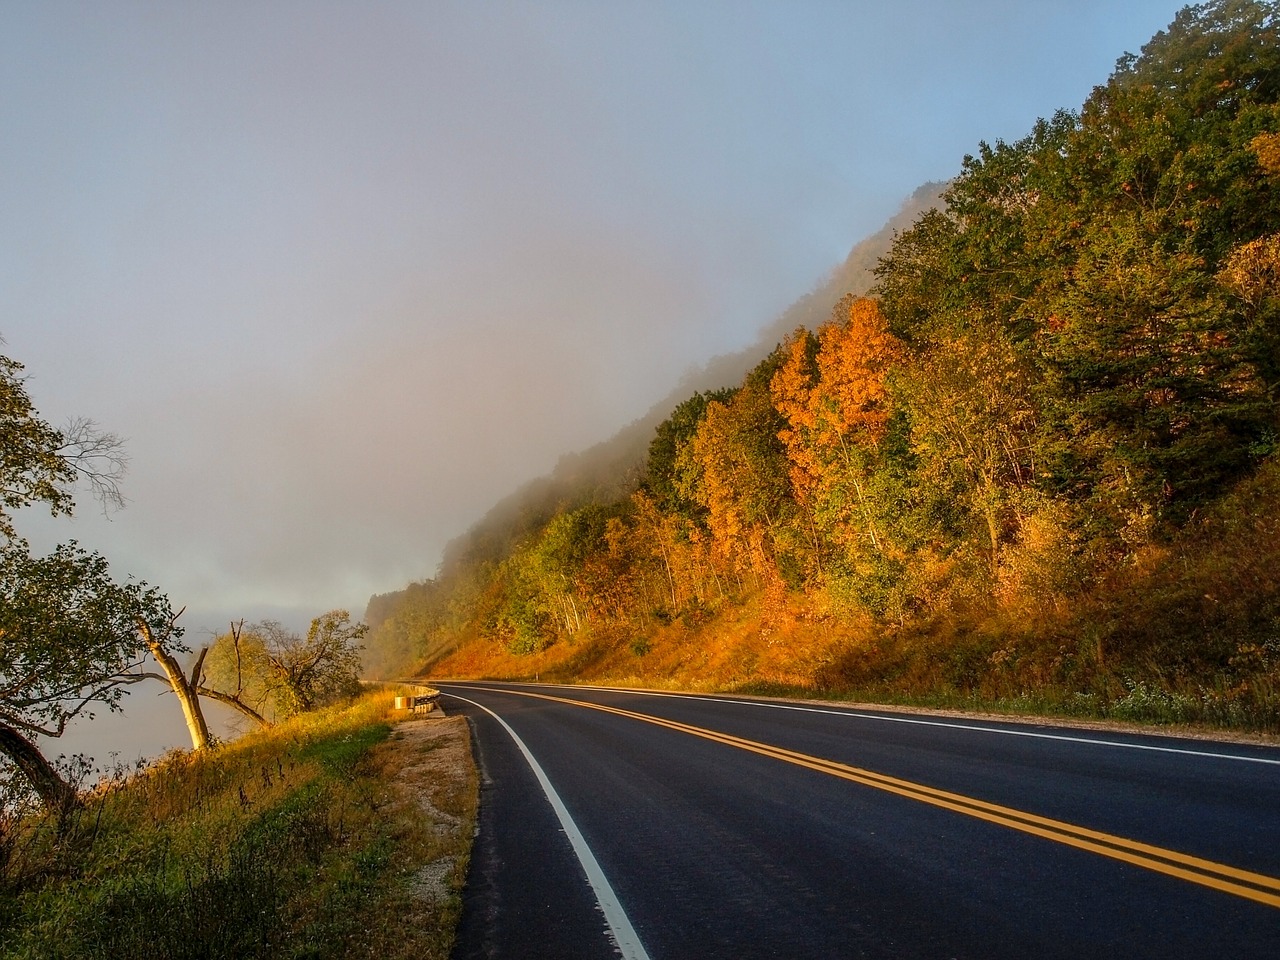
top-left (435, 181), bottom-right (946, 577)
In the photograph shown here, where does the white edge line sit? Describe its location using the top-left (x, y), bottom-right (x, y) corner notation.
top-left (448, 693), bottom-right (652, 960)
top-left (449, 682), bottom-right (1280, 767)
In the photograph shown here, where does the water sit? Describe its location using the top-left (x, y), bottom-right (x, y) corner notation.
top-left (40, 684), bottom-right (246, 773)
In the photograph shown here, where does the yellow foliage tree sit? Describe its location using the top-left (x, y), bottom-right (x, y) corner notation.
top-left (680, 361), bottom-right (791, 583)
top-left (904, 322), bottom-right (1038, 579)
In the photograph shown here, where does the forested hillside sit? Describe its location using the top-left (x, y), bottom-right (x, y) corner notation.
top-left (367, 1), bottom-right (1280, 728)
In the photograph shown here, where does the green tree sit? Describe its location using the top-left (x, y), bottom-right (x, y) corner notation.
top-left (877, 0), bottom-right (1280, 555)
top-left (0, 349), bottom-right (183, 809)
top-left (644, 389), bottom-right (734, 521)
top-left (0, 541), bottom-right (176, 811)
top-left (532, 504), bottom-right (614, 633)
top-left (1032, 212), bottom-right (1269, 534)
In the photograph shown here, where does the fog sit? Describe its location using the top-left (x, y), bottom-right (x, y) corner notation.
top-left (3, 0), bottom-right (1180, 744)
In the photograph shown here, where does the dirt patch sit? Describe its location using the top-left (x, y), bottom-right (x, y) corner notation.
top-left (377, 708), bottom-right (477, 905)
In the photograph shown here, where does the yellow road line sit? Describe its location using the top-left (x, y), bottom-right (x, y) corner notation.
top-left (464, 685), bottom-right (1280, 910)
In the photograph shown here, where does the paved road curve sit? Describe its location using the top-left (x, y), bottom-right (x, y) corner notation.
top-left (441, 681), bottom-right (1280, 959)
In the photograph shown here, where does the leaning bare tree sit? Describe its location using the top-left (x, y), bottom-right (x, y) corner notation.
top-left (187, 620), bottom-right (271, 731)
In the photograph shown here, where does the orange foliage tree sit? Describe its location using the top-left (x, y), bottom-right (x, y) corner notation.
top-left (771, 296), bottom-right (904, 564)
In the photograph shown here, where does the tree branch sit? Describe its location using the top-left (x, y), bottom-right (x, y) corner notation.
top-left (194, 685), bottom-right (271, 728)
top-left (56, 416), bottom-right (128, 517)
top-left (188, 645), bottom-right (209, 689)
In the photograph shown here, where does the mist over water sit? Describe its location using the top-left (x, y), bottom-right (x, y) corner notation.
top-left (44, 690), bottom-right (242, 772)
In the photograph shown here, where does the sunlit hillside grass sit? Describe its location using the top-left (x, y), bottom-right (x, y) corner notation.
top-left (430, 457), bottom-right (1280, 735)
top-left (0, 691), bottom-right (476, 960)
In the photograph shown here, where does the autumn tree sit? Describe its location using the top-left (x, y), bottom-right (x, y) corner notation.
top-left (901, 321), bottom-right (1038, 579)
top-left (772, 297), bottom-right (904, 562)
top-left (644, 389), bottom-right (735, 521)
top-left (351, 1), bottom-right (1280, 684)
top-left (680, 352), bottom-right (793, 581)
top-left (202, 611), bottom-right (365, 720)
top-left (628, 489), bottom-right (722, 613)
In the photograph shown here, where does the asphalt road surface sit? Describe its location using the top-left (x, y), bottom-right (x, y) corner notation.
top-left (440, 681), bottom-right (1280, 959)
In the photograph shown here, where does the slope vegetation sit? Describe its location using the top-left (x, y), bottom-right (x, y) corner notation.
top-left (371, 1), bottom-right (1280, 732)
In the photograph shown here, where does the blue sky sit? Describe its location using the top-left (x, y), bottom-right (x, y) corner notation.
top-left (2, 1), bottom-right (1184, 643)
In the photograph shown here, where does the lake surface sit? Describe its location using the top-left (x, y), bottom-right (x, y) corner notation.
top-left (41, 684), bottom-right (245, 774)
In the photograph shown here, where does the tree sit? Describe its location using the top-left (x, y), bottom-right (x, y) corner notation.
top-left (272, 611), bottom-right (366, 714)
top-left (137, 612), bottom-right (215, 750)
top-left (874, 0), bottom-right (1280, 556)
top-left (1218, 228), bottom-right (1280, 390)
top-left (203, 611), bottom-right (366, 720)
top-left (767, 297), bottom-right (939, 620)
top-left (680, 351), bottom-right (793, 579)
top-left (194, 620), bottom-right (271, 728)
top-left (902, 322), bottom-right (1038, 579)
top-left (644, 389), bottom-right (735, 521)
top-left (0, 541), bottom-right (176, 811)
top-left (0, 349), bottom-right (181, 811)
top-left (772, 297), bottom-right (904, 557)
top-left (0, 354), bottom-right (126, 541)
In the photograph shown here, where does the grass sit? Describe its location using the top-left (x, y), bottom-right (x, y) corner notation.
top-left (0, 690), bottom-right (477, 960)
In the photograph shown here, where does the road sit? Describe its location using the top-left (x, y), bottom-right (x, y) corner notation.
top-left (440, 681), bottom-right (1280, 959)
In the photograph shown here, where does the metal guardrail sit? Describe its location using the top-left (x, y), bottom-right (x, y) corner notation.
top-left (378, 680), bottom-right (441, 715)
top-left (360, 678), bottom-right (441, 713)
top-left (394, 691), bottom-right (440, 714)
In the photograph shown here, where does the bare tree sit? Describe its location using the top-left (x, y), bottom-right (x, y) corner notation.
top-left (134, 607), bottom-right (213, 751)
top-left (57, 415), bottom-right (128, 517)
top-left (191, 621), bottom-right (270, 729)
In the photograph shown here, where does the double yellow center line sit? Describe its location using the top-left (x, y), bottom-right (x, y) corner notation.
top-left (470, 685), bottom-right (1280, 909)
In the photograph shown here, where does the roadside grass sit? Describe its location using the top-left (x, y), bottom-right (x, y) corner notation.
top-left (0, 690), bottom-right (476, 960)
top-left (430, 588), bottom-right (1280, 736)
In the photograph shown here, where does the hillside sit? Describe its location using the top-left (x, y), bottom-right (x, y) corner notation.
top-left (366, 1), bottom-right (1280, 731)
top-left (425, 181), bottom-right (947, 584)
top-left (363, 182), bottom-right (944, 675)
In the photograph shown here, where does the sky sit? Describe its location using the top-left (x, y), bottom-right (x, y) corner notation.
top-left (3, 0), bottom-right (1186, 653)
